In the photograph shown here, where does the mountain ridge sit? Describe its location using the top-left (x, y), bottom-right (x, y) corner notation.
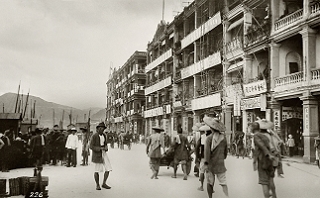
top-left (0, 92), bottom-right (106, 128)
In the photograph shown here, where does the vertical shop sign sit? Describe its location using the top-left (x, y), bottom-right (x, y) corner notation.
top-left (273, 110), bottom-right (280, 131)
top-left (304, 108), bottom-right (309, 130)
top-left (234, 94), bottom-right (241, 116)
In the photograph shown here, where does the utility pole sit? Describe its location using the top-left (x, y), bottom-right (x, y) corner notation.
top-left (162, 0), bottom-right (165, 21)
top-left (14, 82), bottom-right (20, 113)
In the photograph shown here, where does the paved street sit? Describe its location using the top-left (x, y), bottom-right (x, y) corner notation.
top-left (2, 143), bottom-right (320, 198)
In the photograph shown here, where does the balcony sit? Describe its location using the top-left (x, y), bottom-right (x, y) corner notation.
top-left (274, 72), bottom-right (304, 92)
top-left (226, 2), bottom-right (243, 20)
top-left (145, 49), bottom-right (172, 72)
top-left (274, 9), bottom-right (303, 31)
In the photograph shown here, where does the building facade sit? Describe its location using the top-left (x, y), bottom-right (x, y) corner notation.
top-left (105, 0), bottom-right (320, 162)
top-left (106, 51), bottom-right (147, 135)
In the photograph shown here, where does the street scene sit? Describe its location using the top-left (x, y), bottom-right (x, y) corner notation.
top-left (2, 0), bottom-right (320, 198)
top-left (1, 142), bottom-right (320, 198)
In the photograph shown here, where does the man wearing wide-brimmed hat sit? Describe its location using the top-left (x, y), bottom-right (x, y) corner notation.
top-left (65, 127), bottom-right (78, 167)
top-left (146, 126), bottom-right (165, 179)
top-left (90, 122), bottom-right (112, 190)
top-left (202, 115), bottom-right (229, 198)
top-left (253, 119), bottom-right (278, 198)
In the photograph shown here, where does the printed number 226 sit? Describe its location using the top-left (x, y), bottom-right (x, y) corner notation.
top-left (29, 192), bottom-right (43, 197)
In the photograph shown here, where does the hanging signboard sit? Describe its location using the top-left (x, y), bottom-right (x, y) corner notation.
top-left (243, 80), bottom-right (267, 97)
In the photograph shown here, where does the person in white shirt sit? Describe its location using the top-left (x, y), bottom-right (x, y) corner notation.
top-left (65, 128), bottom-right (79, 167)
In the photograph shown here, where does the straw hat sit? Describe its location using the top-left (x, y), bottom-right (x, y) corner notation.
top-left (152, 126), bottom-right (164, 132)
top-left (256, 118), bottom-right (274, 130)
top-left (203, 115), bottom-right (226, 132)
top-left (199, 125), bottom-right (211, 131)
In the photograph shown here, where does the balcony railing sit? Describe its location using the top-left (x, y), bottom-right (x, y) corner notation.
top-left (274, 9), bottom-right (303, 31)
top-left (275, 72), bottom-right (304, 87)
top-left (311, 69), bottom-right (320, 80)
top-left (311, 2), bottom-right (320, 15)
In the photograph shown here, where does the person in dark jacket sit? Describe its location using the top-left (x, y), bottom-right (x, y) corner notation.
top-left (146, 127), bottom-right (165, 179)
top-left (172, 126), bottom-right (191, 180)
top-left (203, 115), bottom-right (229, 198)
top-left (253, 119), bottom-right (278, 198)
top-left (29, 128), bottom-right (46, 167)
top-left (90, 122), bottom-right (112, 190)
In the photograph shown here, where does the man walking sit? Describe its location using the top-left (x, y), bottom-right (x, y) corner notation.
top-left (90, 122), bottom-right (112, 190)
top-left (65, 127), bottom-right (78, 167)
top-left (203, 115), bottom-right (229, 198)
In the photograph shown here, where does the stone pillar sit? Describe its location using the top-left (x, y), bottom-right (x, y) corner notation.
top-left (299, 26), bottom-right (317, 83)
top-left (270, 0), bottom-right (280, 33)
top-left (300, 95), bottom-right (319, 163)
top-left (269, 42), bottom-right (280, 91)
top-left (242, 110), bottom-right (248, 134)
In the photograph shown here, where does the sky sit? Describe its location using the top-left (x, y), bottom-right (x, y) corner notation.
top-left (0, 0), bottom-right (186, 109)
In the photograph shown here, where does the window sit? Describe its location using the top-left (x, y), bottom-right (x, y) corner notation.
top-left (289, 62), bottom-right (299, 74)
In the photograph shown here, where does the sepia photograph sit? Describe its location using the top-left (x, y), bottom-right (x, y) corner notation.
top-left (0, 0), bottom-right (320, 198)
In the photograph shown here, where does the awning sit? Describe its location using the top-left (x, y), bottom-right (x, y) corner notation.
top-left (228, 18), bottom-right (244, 31)
top-left (227, 61), bottom-right (244, 73)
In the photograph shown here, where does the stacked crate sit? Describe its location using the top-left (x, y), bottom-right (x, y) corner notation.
top-left (9, 178), bottom-right (20, 196)
top-left (0, 179), bottom-right (7, 197)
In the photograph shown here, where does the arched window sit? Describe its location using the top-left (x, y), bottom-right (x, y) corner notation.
top-left (286, 51), bottom-right (301, 74)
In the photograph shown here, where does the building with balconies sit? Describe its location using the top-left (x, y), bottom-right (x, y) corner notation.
top-left (223, 0), bottom-right (271, 143)
top-left (172, 0), bottom-right (224, 136)
top-left (106, 51), bottom-right (147, 135)
top-left (268, 0), bottom-right (320, 163)
top-left (144, 20), bottom-right (174, 136)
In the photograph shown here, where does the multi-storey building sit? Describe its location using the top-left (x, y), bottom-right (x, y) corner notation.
top-left (223, 0), bottom-right (271, 147)
top-left (173, 0), bottom-right (224, 136)
top-left (268, 0), bottom-right (320, 163)
top-left (144, 20), bottom-right (174, 136)
top-left (106, 51), bottom-right (147, 135)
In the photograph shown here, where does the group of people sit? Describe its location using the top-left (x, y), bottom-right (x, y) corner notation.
top-left (145, 115), bottom-right (291, 198)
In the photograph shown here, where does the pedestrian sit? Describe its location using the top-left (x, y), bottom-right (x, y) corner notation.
top-left (49, 125), bottom-right (61, 165)
top-left (286, 134), bottom-right (295, 157)
top-left (89, 122), bottom-right (112, 190)
top-left (268, 129), bottom-right (284, 178)
top-left (192, 123), bottom-right (202, 177)
top-left (172, 126), bottom-right (191, 180)
top-left (80, 127), bottom-right (90, 166)
top-left (146, 126), bottom-right (165, 179)
top-left (0, 131), bottom-right (11, 172)
top-left (65, 127), bottom-right (78, 167)
top-left (29, 128), bottom-right (45, 168)
top-left (254, 119), bottom-right (278, 198)
top-left (202, 115), bottom-right (229, 198)
top-left (195, 125), bottom-right (212, 191)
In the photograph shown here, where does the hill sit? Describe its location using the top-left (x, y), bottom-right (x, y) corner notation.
top-left (0, 92), bottom-right (105, 128)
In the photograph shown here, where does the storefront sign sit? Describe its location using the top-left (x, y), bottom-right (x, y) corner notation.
top-left (282, 107), bottom-right (303, 121)
top-left (173, 101), bottom-right (182, 108)
top-left (304, 108), bottom-right (309, 130)
top-left (243, 80), bottom-right (267, 97)
top-left (191, 93), bottom-right (221, 111)
top-left (273, 110), bottom-right (280, 131)
top-left (114, 116), bottom-right (123, 123)
top-left (234, 93), bottom-right (241, 116)
top-left (225, 83), bottom-right (243, 104)
top-left (143, 105), bottom-right (171, 118)
top-left (241, 95), bottom-right (267, 110)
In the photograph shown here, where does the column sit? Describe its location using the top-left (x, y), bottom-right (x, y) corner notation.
top-left (223, 105), bottom-right (233, 146)
top-left (269, 42), bottom-right (280, 91)
top-left (243, 8), bottom-right (253, 46)
top-left (299, 26), bottom-right (317, 83)
top-left (300, 95), bottom-right (319, 163)
top-left (194, 75), bottom-right (201, 98)
top-left (270, 0), bottom-right (280, 33)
